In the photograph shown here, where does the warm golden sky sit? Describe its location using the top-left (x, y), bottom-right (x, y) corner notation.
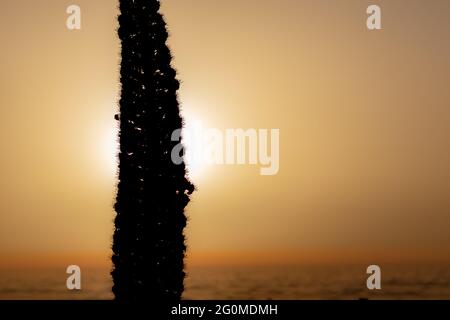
top-left (1, 0), bottom-right (450, 268)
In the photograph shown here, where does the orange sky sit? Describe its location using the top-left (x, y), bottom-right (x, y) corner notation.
top-left (1, 0), bottom-right (450, 268)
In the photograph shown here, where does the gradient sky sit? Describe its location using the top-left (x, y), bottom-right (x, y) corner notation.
top-left (1, 0), bottom-right (450, 268)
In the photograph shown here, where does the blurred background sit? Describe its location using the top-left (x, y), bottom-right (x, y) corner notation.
top-left (0, 0), bottom-right (450, 299)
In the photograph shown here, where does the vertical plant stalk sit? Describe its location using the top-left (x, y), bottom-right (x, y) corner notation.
top-left (112, 0), bottom-right (194, 301)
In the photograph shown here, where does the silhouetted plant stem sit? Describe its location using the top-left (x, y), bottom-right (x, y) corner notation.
top-left (112, 0), bottom-right (194, 301)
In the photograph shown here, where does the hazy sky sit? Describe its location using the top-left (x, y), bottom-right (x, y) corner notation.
top-left (1, 0), bottom-right (450, 268)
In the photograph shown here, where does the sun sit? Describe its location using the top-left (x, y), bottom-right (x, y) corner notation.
top-left (98, 110), bottom-right (207, 181)
top-left (181, 111), bottom-right (210, 181)
top-left (98, 122), bottom-right (119, 178)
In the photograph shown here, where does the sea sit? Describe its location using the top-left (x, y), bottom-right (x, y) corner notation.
top-left (1, 265), bottom-right (450, 300)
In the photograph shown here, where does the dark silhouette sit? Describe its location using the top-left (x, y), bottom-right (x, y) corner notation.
top-left (112, 0), bottom-right (194, 301)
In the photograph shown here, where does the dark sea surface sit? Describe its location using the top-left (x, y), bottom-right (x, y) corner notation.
top-left (1, 265), bottom-right (449, 300)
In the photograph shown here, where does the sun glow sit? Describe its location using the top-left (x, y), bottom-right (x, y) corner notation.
top-left (99, 122), bottom-right (119, 178)
top-left (99, 110), bottom-right (206, 181)
top-left (182, 112), bottom-right (211, 181)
